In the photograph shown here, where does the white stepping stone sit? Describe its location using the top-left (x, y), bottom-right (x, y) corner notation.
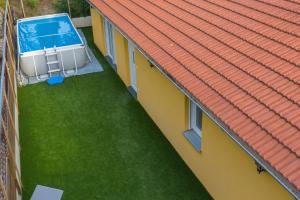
top-left (30, 185), bottom-right (63, 200)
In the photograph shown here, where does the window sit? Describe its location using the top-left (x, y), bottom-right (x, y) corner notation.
top-left (190, 100), bottom-right (202, 136)
top-left (183, 100), bottom-right (203, 152)
top-left (104, 18), bottom-right (116, 66)
top-left (128, 42), bottom-right (137, 92)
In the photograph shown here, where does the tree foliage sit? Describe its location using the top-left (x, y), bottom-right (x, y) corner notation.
top-left (54, 0), bottom-right (90, 18)
top-left (26, 0), bottom-right (38, 9)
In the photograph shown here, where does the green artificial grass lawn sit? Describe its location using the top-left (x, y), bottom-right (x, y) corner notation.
top-left (19, 27), bottom-right (212, 200)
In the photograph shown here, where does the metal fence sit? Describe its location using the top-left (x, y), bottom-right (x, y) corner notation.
top-left (0, 0), bottom-right (24, 199)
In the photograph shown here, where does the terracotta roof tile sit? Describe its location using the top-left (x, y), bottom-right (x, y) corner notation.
top-left (269, 148), bottom-right (291, 166)
top-left (257, 140), bottom-right (278, 155)
top-left (90, 0), bottom-right (300, 195)
top-left (282, 160), bottom-right (300, 178)
top-left (277, 154), bottom-right (297, 170)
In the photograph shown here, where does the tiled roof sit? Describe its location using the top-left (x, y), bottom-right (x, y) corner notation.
top-left (89, 0), bottom-right (300, 194)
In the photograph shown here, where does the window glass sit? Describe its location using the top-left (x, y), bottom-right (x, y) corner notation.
top-left (190, 100), bottom-right (202, 136)
top-left (196, 106), bottom-right (202, 130)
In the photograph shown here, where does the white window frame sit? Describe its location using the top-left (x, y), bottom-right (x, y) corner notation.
top-left (104, 18), bottom-right (116, 64)
top-left (189, 100), bottom-right (202, 137)
top-left (128, 41), bottom-right (137, 92)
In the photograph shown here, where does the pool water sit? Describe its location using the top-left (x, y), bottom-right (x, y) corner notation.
top-left (18, 14), bottom-right (83, 53)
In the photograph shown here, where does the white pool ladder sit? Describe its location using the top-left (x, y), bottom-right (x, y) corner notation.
top-left (32, 45), bottom-right (90, 80)
top-left (45, 46), bottom-right (61, 77)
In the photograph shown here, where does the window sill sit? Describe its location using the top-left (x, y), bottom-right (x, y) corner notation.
top-left (183, 129), bottom-right (202, 152)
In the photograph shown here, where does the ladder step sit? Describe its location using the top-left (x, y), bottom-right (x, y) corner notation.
top-left (48, 68), bottom-right (61, 73)
top-left (46, 52), bottom-right (57, 56)
top-left (47, 60), bottom-right (59, 65)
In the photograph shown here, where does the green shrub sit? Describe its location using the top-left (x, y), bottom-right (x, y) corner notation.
top-left (54, 0), bottom-right (90, 18)
top-left (26, 0), bottom-right (38, 9)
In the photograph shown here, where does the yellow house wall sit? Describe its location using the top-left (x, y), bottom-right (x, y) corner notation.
top-left (134, 50), bottom-right (293, 200)
top-left (113, 30), bottom-right (131, 86)
top-left (89, 14), bottom-right (294, 198)
top-left (90, 8), bottom-right (107, 55)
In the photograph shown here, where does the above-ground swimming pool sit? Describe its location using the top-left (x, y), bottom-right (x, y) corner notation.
top-left (17, 13), bottom-right (90, 79)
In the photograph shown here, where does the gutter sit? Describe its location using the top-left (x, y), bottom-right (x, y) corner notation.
top-left (87, 2), bottom-right (300, 199)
